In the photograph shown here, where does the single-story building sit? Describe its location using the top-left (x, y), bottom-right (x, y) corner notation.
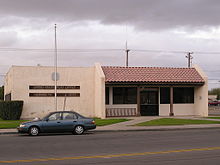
top-left (4, 63), bottom-right (208, 119)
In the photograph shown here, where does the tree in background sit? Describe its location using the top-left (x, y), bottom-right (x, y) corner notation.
top-left (0, 86), bottom-right (4, 100)
top-left (209, 88), bottom-right (220, 100)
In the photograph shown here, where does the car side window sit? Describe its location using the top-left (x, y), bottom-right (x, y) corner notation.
top-left (62, 113), bottom-right (77, 120)
top-left (48, 113), bottom-right (62, 121)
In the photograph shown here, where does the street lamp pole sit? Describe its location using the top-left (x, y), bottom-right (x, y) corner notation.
top-left (54, 24), bottom-right (58, 111)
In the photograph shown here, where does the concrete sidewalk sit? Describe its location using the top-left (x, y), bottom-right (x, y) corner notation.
top-left (2, 116), bottom-right (220, 135)
top-left (95, 116), bottom-right (220, 132)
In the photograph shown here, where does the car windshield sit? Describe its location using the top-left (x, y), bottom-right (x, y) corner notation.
top-left (42, 113), bottom-right (53, 120)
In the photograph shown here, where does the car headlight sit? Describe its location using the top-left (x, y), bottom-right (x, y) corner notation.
top-left (19, 124), bottom-right (27, 128)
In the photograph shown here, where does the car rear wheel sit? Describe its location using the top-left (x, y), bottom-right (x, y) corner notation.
top-left (29, 126), bottom-right (39, 136)
top-left (73, 125), bottom-right (84, 135)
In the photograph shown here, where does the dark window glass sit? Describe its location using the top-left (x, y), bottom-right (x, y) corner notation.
top-left (62, 112), bottom-right (77, 120)
top-left (160, 88), bottom-right (170, 104)
top-left (113, 87), bottom-right (137, 104)
top-left (174, 87), bottom-right (194, 103)
top-left (48, 113), bottom-right (62, 121)
top-left (105, 87), bottom-right (109, 104)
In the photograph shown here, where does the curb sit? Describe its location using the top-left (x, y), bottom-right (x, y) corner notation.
top-left (94, 126), bottom-right (220, 133)
top-left (0, 132), bottom-right (18, 135)
top-left (2, 126), bottom-right (220, 135)
top-left (0, 126), bottom-right (220, 135)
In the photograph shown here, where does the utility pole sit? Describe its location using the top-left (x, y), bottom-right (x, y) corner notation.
top-left (54, 24), bottom-right (58, 111)
top-left (186, 52), bottom-right (193, 68)
top-left (125, 41), bottom-right (130, 67)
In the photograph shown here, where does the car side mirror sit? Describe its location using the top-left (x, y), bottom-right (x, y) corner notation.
top-left (45, 118), bottom-right (49, 122)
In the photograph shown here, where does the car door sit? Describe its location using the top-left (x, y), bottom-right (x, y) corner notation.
top-left (61, 112), bottom-right (78, 132)
top-left (42, 112), bottom-right (63, 133)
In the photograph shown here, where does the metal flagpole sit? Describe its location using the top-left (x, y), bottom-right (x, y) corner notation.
top-left (54, 24), bottom-right (58, 111)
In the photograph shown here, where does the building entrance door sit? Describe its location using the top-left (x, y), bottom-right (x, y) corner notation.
top-left (140, 88), bottom-right (159, 116)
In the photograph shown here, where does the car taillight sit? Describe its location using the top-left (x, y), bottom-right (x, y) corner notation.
top-left (91, 120), bottom-right (95, 124)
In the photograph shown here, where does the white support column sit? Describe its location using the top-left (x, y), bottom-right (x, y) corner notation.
top-left (109, 87), bottom-right (113, 105)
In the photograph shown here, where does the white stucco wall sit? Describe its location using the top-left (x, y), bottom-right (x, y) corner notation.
top-left (4, 65), bottom-right (105, 119)
top-left (4, 67), bottom-right (14, 100)
top-left (94, 63), bottom-right (106, 118)
top-left (159, 104), bottom-right (195, 116)
top-left (194, 65), bottom-right (208, 116)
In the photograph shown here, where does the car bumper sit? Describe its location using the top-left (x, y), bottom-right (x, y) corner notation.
top-left (17, 127), bottom-right (29, 133)
top-left (85, 125), bottom-right (96, 130)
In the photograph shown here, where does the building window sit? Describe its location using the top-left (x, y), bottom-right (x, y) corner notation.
top-left (105, 87), bottom-right (109, 104)
top-left (173, 87), bottom-right (194, 103)
top-left (113, 87), bottom-right (137, 104)
top-left (160, 87), bottom-right (170, 104)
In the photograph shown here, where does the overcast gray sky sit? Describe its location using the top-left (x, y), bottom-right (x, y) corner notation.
top-left (0, 0), bottom-right (220, 88)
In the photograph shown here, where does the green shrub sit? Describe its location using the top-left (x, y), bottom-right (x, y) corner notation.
top-left (0, 101), bottom-right (23, 120)
top-left (0, 86), bottom-right (4, 100)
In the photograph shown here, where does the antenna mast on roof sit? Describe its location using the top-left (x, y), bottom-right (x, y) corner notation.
top-left (186, 52), bottom-right (193, 68)
top-left (125, 41), bottom-right (130, 67)
top-left (125, 24), bottom-right (130, 67)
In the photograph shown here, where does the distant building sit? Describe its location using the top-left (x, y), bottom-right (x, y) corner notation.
top-left (4, 63), bottom-right (208, 119)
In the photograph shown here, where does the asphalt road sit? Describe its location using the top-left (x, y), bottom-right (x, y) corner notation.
top-left (1, 129), bottom-right (220, 165)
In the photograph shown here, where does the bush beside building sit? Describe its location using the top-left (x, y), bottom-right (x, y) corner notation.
top-left (0, 101), bottom-right (23, 120)
top-left (0, 86), bottom-right (4, 100)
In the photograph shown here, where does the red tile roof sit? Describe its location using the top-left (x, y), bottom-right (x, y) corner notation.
top-left (102, 66), bottom-right (205, 84)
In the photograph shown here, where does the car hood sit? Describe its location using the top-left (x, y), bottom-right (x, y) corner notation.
top-left (21, 120), bottom-right (42, 125)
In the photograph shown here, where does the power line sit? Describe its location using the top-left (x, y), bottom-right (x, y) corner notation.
top-left (209, 79), bottom-right (220, 81)
top-left (0, 47), bottom-right (220, 54)
top-left (204, 70), bottom-right (220, 72)
top-left (0, 48), bottom-right (124, 53)
top-left (132, 49), bottom-right (187, 54)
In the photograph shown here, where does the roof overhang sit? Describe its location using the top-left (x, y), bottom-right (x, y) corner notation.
top-left (105, 82), bottom-right (204, 86)
top-left (102, 66), bottom-right (206, 86)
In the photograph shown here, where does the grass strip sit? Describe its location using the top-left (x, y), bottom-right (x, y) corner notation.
top-left (95, 119), bottom-right (130, 126)
top-left (0, 120), bottom-right (28, 129)
top-left (135, 118), bottom-right (220, 126)
top-left (206, 117), bottom-right (220, 120)
top-left (0, 119), bottom-right (130, 129)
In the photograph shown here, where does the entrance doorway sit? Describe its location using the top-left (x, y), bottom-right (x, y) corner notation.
top-left (140, 88), bottom-right (159, 116)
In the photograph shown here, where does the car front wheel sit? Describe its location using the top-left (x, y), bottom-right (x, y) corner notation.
top-left (73, 125), bottom-right (84, 135)
top-left (29, 126), bottom-right (39, 136)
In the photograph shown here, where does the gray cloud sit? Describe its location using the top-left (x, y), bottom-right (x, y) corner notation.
top-left (0, 31), bottom-right (18, 46)
top-left (0, 0), bottom-right (220, 30)
top-left (0, 0), bottom-right (220, 89)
